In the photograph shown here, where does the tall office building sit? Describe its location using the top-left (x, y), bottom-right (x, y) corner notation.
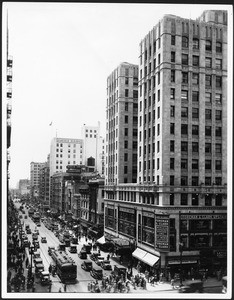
top-left (81, 123), bottom-right (105, 175)
top-left (106, 62), bottom-right (139, 185)
top-left (49, 137), bottom-right (83, 177)
top-left (104, 10), bottom-right (227, 275)
top-left (18, 179), bottom-right (30, 196)
top-left (30, 162), bottom-right (46, 198)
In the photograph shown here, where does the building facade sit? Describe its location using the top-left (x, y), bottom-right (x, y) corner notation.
top-left (18, 179), bottom-right (30, 196)
top-left (30, 162), bottom-right (45, 198)
top-left (38, 155), bottom-right (50, 212)
top-left (49, 137), bottom-right (83, 177)
top-left (106, 62), bottom-right (138, 185)
top-left (104, 10), bottom-right (227, 276)
top-left (81, 123), bottom-right (105, 176)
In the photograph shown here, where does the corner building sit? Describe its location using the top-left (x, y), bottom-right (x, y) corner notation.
top-left (104, 11), bottom-right (227, 278)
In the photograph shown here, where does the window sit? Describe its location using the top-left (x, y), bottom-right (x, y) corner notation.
top-left (125, 115), bottom-right (128, 123)
top-left (182, 36), bottom-right (189, 48)
top-left (205, 92), bottom-right (211, 103)
top-left (125, 89), bottom-right (129, 97)
top-left (125, 103), bottom-right (128, 111)
top-left (215, 94), bottom-right (222, 105)
top-left (171, 35), bottom-right (175, 45)
top-left (193, 56), bottom-right (199, 66)
top-left (216, 59), bottom-right (222, 70)
top-left (215, 127), bottom-right (222, 137)
top-left (193, 38), bottom-right (199, 49)
top-left (205, 177), bottom-right (212, 185)
top-left (182, 54), bottom-right (188, 65)
top-left (170, 140), bottom-right (175, 152)
top-left (215, 194), bottom-right (222, 206)
top-left (171, 51), bottom-right (175, 62)
top-left (157, 124), bottom-right (160, 135)
top-left (170, 88), bottom-right (175, 100)
top-left (170, 175), bottom-right (174, 185)
top-left (192, 142), bottom-right (199, 153)
top-left (170, 194), bottom-right (174, 205)
top-left (182, 72), bottom-right (188, 84)
top-left (157, 89), bottom-right (160, 102)
top-left (205, 126), bottom-right (212, 136)
top-left (216, 110), bottom-right (222, 121)
top-left (192, 91), bottom-right (199, 102)
top-left (124, 153), bottom-right (128, 161)
top-left (171, 70), bottom-right (175, 82)
top-left (157, 107), bottom-right (160, 119)
top-left (205, 75), bottom-right (212, 87)
top-left (124, 166), bottom-right (128, 174)
top-left (124, 128), bottom-right (128, 136)
top-left (192, 107), bottom-right (199, 119)
top-left (192, 194), bottom-right (199, 206)
top-left (181, 90), bottom-right (188, 101)
top-left (192, 159), bottom-right (199, 169)
top-left (215, 143), bottom-right (222, 154)
top-left (170, 105), bottom-right (175, 117)
top-left (158, 54), bottom-right (161, 64)
top-left (192, 73), bottom-right (199, 85)
top-left (181, 124), bottom-right (188, 135)
top-left (216, 42), bottom-right (222, 53)
top-left (192, 125), bottom-right (199, 136)
top-left (157, 72), bottom-right (160, 85)
top-left (181, 176), bottom-right (188, 186)
top-left (205, 143), bottom-right (212, 153)
top-left (181, 141), bottom-right (188, 152)
top-left (205, 160), bottom-right (212, 170)
top-left (205, 40), bottom-right (212, 51)
top-left (157, 141), bottom-right (160, 152)
top-left (192, 177), bottom-right (199, 186)
top-left (205, 109), bottom-right (212, 120)
top-left (125, 77), bottom-right (129, 85)
top-left (181, 194), bottom-right (188, 205)
top-left (170, 123), bottom-right (175, 134)
top-left (216, 76), bottom-right (222, 88)
top-left (181, 159), bottom-right (188, 169)
top-left (215, 177), bottom-right (222, 185)
top-left (157, 158), bottom-right (160, 170)
top-left (215, 160), bottom-right (222, 171)
top-left (170, 158), bottom-right (175, 169)
top-left (205, 57), bottom-right (212, 68)
top-left (181, 107), bottom-right (188, 118)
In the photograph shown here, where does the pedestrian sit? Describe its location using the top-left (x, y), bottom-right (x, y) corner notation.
top-left (64, 284), bottom-right (67, 292)
top-left (58, 287), bottom-right (62, 292)
top-left (107, 254), bottom-right (110, 261)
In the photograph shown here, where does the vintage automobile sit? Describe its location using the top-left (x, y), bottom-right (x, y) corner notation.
top-left (26, 228), bottom-right (31, 234)
top-left (179, 280), bottom-right (204, 293)
top-left (90, 266), bottom-right (103, 280)
top-left (82, 243), bottom-right (92, 254)
top-left (32, 233), bottom-right (38, 241)
top-left (78, 250), bottom-right (87, 259)
top-left (95, 256), bottom-right (105, 266)
top-left (58, 243), bottom-right (66, 251)
top-left (48, 246), bottom-right (55, 256)
top-left (41, 237), bottom-right (47, 243)
top-left (69, 245), bottom-right (77, 253)
top-left (81, 260), bottom-right (93, 271)
top-left (113, 265), bottom-right (127, 279)
top-left (89, 251), bottom-right (101, 261)
top-left (35, 263), bottom-right (44, 277)
top-left (71, 237), bottom-right (78, 244)
top-left (33, 240), bottom-right (40, 249)
top-left (34, 257), bottom-right (43, 265)
top-left (40, 271), bottom-right (51, 285)
top-left (100, 260), bottom-right (112, 271)
top-left (33, 250), bottom-right (41, 259)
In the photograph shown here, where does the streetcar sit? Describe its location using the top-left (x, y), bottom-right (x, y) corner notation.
top-left (51, 250), bottom-right (77, 283)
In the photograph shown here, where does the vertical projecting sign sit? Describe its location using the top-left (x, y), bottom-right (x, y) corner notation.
top-left (155, 213), bottom-right (170, 251)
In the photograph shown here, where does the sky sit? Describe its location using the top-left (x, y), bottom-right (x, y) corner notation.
top-left (2, 2), bottom-right (232, 189)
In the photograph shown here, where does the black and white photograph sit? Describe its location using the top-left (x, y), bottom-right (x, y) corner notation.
top-left (2, 1), bottom-right (233, 298)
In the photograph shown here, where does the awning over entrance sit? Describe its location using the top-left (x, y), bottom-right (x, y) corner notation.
top-left (132, 248), bottom-right (160, 267)
top-left (141, 252), bottom-right (160, 267)
top-left (97, 236), bottom-right (106, 244)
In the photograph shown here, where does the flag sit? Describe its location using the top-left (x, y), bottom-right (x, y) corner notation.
top-left (49, 122), bottom-right (52, 126)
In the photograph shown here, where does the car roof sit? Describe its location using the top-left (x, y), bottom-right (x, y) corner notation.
top-left (93, 266), bottom-right (102, 270)
top-left (83, 260), bottom-right (92, 264)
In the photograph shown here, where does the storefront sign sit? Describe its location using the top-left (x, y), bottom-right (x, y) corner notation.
top-left (119, 207), bottom-right (135, 214)
top-left (181, 214), bottom-right (226, 220)
top-left (155, 214), bottom-right (169, 250)
top-left (168, 259), bottom-right (197, 265)
top-left (142, 211), bottom-right (154, 218)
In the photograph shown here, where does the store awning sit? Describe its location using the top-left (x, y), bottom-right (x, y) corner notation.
top-left (112, 238), bottom-right (130, 247)
top-left (132, 248), bottom-right (160, 267)
top-left (97, 236), bottom-right (106, 244)
top-left (141, 252), bottom-right (160, 267)
top-left (132, 248), bottom-right (148, 260)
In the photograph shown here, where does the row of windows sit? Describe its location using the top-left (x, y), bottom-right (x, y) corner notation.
top-left (55, 161), bottom-right (82, 169)
top-left (85, 134), bottom-right (97, 138)
top-left (170, 193), bottom-right (223, 206)
top-left (85, 129), bottom-right (97, 133)
top-left (56, 143), bottom-right (81, 148)
top-left (170, 105), bottom-right (222, 120)
top-left (171, 52), bottom-right (223, 69)
top-left (170, 123), bottom-right (222, 137)
top-left (139, 158), bottom-right (222, 173)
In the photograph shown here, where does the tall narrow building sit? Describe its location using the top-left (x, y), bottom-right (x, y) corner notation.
top-left (106, 62), bottom-right (139, 185)
top-left (30, 162), bottom-right (46, 198)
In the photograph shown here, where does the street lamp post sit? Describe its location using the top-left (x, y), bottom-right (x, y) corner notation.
top-left (179, 241), bottom-right (183, 286)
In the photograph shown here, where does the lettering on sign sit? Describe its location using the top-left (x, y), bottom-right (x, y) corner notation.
top-left (142, 211), bottom-right (154, 218)
top-left (181, 214), bottom-right (226, 220)
top-left (119, 207), bottom-right (135, 214)
top-left (155, 214), bottom-right (169, 250)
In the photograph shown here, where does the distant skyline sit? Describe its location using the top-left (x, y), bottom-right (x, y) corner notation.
top-left (2, 2), bottom-right (232, 188)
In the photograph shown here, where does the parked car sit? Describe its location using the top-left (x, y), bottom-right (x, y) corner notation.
top-left (40, 271), bottom-right (51, 285)
top-left (78, 250), bottom-right (87, 259)
top-left (90, 266), bottom-right (103, 280)
top-left (26, 228), bottom-right (31, 234)
top-left (72, 237), bottom-right (78, 244)
top-left (100, 260), bottom-right (112, 270)
top-left (41, 237), bottom-right (47, 243)
top-left (90, 251), bottom-right (101, 261)
top-left (69, 245), bottom-right (77, 253)
top-left (33, 250), bottom-right (41, 259)
top-left (113, 265), bottom-right (127, 279)
top-left (32, 233), bottom-right (38, 241)
top-left (81, 260), bottom-right (93, 271)
top-left (95, 256), bottom-right (105, 266)
top-left (24, 215), bottom-right (28, 219)
top-left (82, 243), bottom-right (92, 254)
top-left (58, 243), bottom-right (66, 251)
top-left (179, 280), bottom-right (203, 293)
top-left (33, 241), bottom-right (40, 249)
top-left (35, 263), bottom-right (44, 277)
top-left (36, 223), bottom-right (41, 227)
top-left (34, 257), bottom-right (43, 265)
top-left (48, 246), bottom-right (55, 256)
